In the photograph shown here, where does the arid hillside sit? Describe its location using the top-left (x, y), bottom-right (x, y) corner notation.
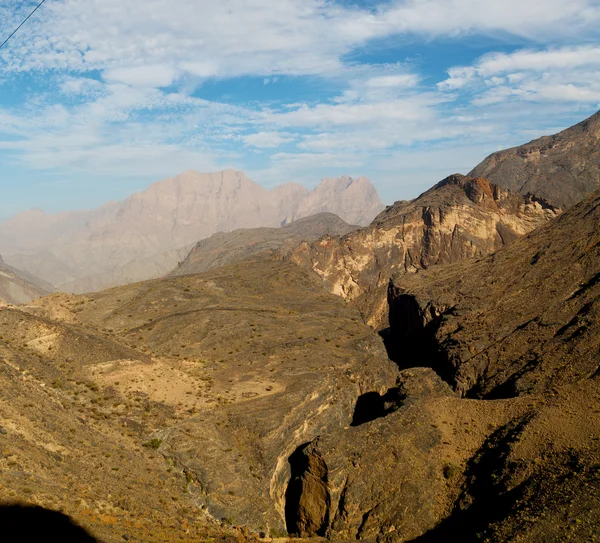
top-left (470, 109), bottom-right (600, 208)
top-left (0, 255), bottom-right (51, 305)
top-left (2, 256), bottom-right (397, 541)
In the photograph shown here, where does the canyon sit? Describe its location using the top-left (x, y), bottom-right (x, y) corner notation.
top-left (0, 110), bottom-right (599, 543)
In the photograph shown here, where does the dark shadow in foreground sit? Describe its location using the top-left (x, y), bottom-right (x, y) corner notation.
top-left (0, 503), bottom-right (99, 543)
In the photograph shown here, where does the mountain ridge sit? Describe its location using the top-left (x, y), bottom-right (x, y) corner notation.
top-left (469, 108), bottom-right (600, 207)
top-left (0, 170), bottom-right (383, 293)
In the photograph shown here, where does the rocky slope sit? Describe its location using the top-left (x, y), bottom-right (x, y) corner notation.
top-left (285, 189), bottom-right (600, 543)
top-left (170, 213), bottom-right (357, 277)
top-left (0, 170), bottom-right (383, 293)
top-left (469, 109), bottom-right (600, 208)
top-left (2, 190), bottom-right (598, 543)
top-left (0, 255), bottom-right (52, 304)
top-left (387, 187), bottom-right (600, 399)
top-left (4, 255), bottom-right (397, 540)
top-left (290, 174), bottom-right (559, 328)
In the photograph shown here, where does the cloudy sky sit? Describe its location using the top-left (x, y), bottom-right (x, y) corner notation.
top-left (0, 0), bottom-right (599, 216)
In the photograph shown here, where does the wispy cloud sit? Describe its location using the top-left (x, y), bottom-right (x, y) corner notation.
top-left (0, 0), bottom-right (599, 208)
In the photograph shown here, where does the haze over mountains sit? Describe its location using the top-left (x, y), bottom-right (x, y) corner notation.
top-left (0, 255), bottom-right (51, 305)
top-left (0, 170), bottom-right (382, 295)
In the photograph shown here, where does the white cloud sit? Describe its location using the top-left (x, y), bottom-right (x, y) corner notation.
top-left (441, 45), bottom-right (600, 106)
top-left (243, 132), bottom-right (295, 148)
top-left (364, 74), bottom-right (419, 88)
top-left (103, 65), bottom-right (179, 87)
top-left (2, 0), bottom-right (599, 85)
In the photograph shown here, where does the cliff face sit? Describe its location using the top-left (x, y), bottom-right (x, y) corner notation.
top-left (387, 187), bottom-right (600, 399)
top-left (284, 189), bottom-right (600, 543)
top-left (469, 109), bottom-right (600, 208)
top-left (0, 170), bottom-right (383, 293)
top-left (290, 174), bottom-right (559, 327)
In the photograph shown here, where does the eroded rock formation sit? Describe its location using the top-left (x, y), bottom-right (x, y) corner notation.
top-left (290, 174), bottom-right (559, 328)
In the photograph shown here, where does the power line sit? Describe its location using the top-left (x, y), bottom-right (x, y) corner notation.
top-left (0, 0), bottom-right (47, 52)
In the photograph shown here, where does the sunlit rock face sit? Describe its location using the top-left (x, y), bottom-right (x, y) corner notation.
top-left (290, 174), bottom-right (559, 328)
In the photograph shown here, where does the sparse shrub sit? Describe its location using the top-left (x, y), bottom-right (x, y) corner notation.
top-left (443, 463), bottom-right (460, 479)
top-left (142, 438), bottom-right (162, 450)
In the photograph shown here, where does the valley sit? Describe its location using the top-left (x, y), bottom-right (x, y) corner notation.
top-left (0, 111), bottom-right (599, 543)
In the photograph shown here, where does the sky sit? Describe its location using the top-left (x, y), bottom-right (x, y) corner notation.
top-left (0, 0), bottom-right (599, 217)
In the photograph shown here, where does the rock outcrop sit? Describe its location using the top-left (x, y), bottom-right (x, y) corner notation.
top-left (170, 213), bottom-right (357, 277)
top-left (387, 187), bottom-right (600, 399)
top-left (285, 189), bottom-right (600, 543)
top-left (0, 170), bottom-right (383, 293)
top-left (469, 109), bottom-right (600, 208)
top-left (290, 174), bottom-right (559, 328)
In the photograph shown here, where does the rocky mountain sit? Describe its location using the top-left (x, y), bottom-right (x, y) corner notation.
top-left (286, 188), bottom-right (600, 543)
top-left (7, 188), bottom-right (598, 543)
top-left (0, 255), bottom-right (52, 304)
top-left (469, 109), bottom-right (600, 208)
top-left (0, 170), bottom-right (383, 293)
top-left (290, 174), bottom-right (559, 327)
top-left (170, 213), bottom-right (357, 277)
top-left (387, 186), bottom-right (600, 399)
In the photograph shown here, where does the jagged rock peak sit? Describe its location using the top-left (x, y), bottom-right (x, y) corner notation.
top-left (290, 174), bottom-right (559, 328)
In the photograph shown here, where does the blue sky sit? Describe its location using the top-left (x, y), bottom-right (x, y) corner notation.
top-left (0, 0), bottom-right (599, 217)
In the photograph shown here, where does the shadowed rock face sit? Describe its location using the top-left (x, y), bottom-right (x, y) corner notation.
top-left (388, 188), bottom-right (600, 398)
top-left (290, 174), bottom-right (559, 328)
top-left (469, 109), bottom-right (600, 208)
top-left (170, 213), bottom-right (358, 277)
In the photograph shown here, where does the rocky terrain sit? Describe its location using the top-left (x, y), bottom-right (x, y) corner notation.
top-left (2, 111), bottom-right (599, 543)
top-left (2, 189), bottom-right (597, 543)
top-left (171, 213), bottom-right (357, 277)
top-left (290, 174), bottom-right (559, 328)
top-left (387, 186), bottom-right (600, 399)
top-left (0, 171), bottom-right (382, 294)
top-left (285, 188), bottom-right (600, 543)
top-left (0, 255), bottom-right (52, 305)
top-left (1, 256), bottom-right (397, 541)
top-left (469, 109), bottom-right (600, 208)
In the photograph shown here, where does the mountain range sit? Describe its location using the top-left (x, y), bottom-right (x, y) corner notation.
top-left (0, 171), bottom-right (382, 295)
top-left (0, 110), bottom-right (599, 543)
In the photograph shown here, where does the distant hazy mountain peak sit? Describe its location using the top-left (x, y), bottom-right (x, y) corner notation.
top-left (0, 169), bottom-right (383, 293)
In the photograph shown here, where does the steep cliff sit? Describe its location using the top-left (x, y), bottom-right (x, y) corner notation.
top-left (290, 174), bottom-right (559, 327)
top-left (387, 187), bottom-right (600, 399)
